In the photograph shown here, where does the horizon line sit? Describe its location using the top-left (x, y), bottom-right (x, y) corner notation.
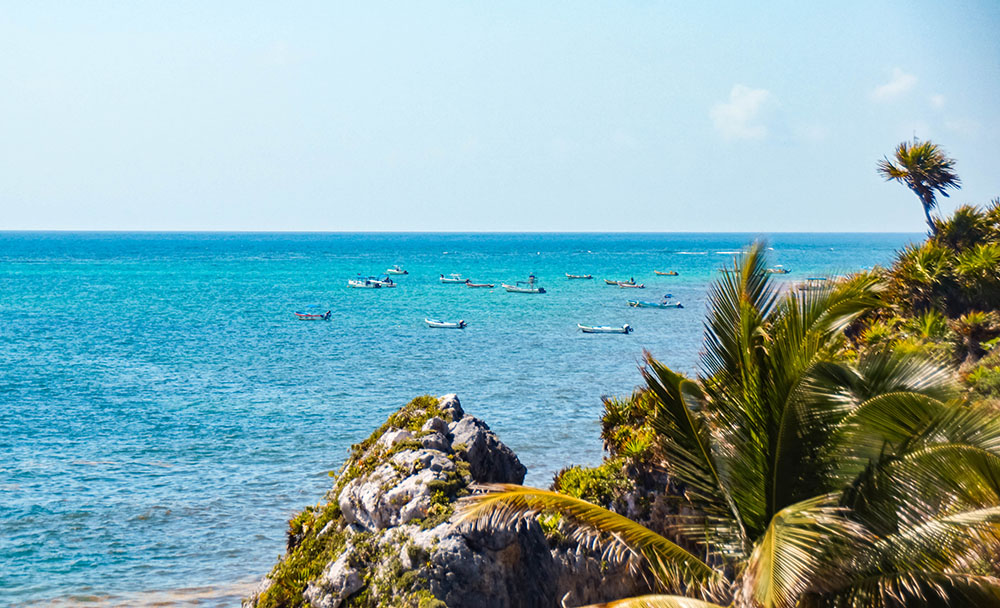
top-left (0, 229), bottom-right (926, 235)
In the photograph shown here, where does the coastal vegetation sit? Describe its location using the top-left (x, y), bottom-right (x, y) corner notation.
top-left (251, 140), bottom-right (1000, 607)
top-left (850, 197), bottom-right (1000, 400)
top-left (460, 242), bottom-right (1000, 607)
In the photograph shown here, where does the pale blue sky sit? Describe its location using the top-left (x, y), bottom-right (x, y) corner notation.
top-left (2, 1), bottom-right (998, 231)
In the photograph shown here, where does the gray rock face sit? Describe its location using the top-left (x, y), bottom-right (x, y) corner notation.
top-left (244, 394), bottom-right (647, 608)
top-left (304, 552), bottom-right (365, 608)
top-left (449, 416), bottom-right (526, 484)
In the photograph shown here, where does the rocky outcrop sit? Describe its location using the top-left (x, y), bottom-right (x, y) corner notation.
top-left (244, 394), bottom-right (649, 608)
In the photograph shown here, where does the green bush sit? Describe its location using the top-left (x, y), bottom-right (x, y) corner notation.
top-left (552, 458), bottom-right (632, 509)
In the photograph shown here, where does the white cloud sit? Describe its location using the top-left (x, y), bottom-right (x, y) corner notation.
top-left (710, 85), bottom-right (773, 140)
top-left (930, 94), bottom-right (946, 109)
top-left (871, 68), bottom-right (917, 102)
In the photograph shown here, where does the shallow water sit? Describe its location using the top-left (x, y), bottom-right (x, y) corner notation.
top-left (0, 232), bottom-right (916, 605)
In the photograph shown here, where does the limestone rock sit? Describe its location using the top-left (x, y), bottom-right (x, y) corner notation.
top-left (303, 552), bottom-right (365, 608)
top-left (438, 393), bottom-right (464, 421)
top-left (420, 432), bottom-right (450, 452)
top-left (377, 428), bottom-right (414, 449)
top-left (449, 416), bottom-right (526, 484)
top-left (244, 394), bottom-right (646, 608)
top-left (421, 416), bottom-right (449, 435)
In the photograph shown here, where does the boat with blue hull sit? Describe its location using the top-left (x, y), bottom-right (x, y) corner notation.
top-left (578, 323), bottom-right (633, 334)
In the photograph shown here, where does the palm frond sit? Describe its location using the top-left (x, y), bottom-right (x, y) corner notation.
top-left (817, 571), bottom-right (1000, 608)
top-left (768, 274), bottom-right (884, 511)
top-left (456, 484), bottom-right (723, 598)
top-left (741, 494), bottom-right (873, 608)
top-left (642, 355), bottom-right (749, 557)
top-left (829, 391), bottom-right (999, 494)
top-left (580, 595), bottom-right (729, 608)
top-left (698, 242), bottom-right (777, 538)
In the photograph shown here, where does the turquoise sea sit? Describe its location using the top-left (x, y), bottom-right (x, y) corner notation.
top-left (1, 232), bottom-right (917, 606)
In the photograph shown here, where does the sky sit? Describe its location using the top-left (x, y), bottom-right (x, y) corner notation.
top-left (1, 1), bottom-right (998, 232)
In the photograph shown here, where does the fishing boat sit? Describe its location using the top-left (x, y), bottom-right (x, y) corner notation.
top-left (605, 278), bottom-right (634, 285)
top-left (440, 273), bottom-right (466, 284)
top-left (348, 276), bottom-right (382, 288)
top-left (370, 276), bottom-right (396, 288)
top-left (578, 323), bottom-right (633, 334)
top-left (653, 270), bottom-right (679, 276)
top-left (386, 265), bottom-right (408, 275)
top-left (765, 266), bottom-right (790, 274)
top-left (566, 273), bottom-right (593, 279)
top-left (503, 282), bottom-right (546, 293)
top-left (464, 281), bottom-right (495, 288)
top-left (628, 300), bottom-right (683, 309)
top-left (618, 282), bottom-right (645, 289)
top-left (503, 274), bottom-right (546, 294)
top-left (425, 318), bottom-right (467, 329)
top-left (294, 309), bottom-right (332, 320)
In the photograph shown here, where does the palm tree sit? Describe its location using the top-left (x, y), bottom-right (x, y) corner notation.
top-left (877, 140), bottom-right (961, 235)
top-left (459, 243), bottom-right (1000, 608)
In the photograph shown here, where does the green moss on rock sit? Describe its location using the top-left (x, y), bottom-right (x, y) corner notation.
top-left (255, 395), bottom-right (448, 608)
top-left (257, 501), bottom-right (346, 608)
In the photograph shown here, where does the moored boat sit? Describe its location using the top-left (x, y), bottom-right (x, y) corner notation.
top-left (765, 266), bottom-right (790, 274)
top-left (425, 318), bottom-right (467, 329)
top-left (386, 265), bottom-right (408, 275)
top-left (348, 276), bottom-right (382, 288)
top-left (653, 270), bottom-right (679, 276)
top-left (440, 273), bottom-right (466, 284)
top-left (605, 278), bottom-right (633, 285)
top-left (578, 323), bottom-right (633, 334)
top-left (294, 309), bottom-right (332, 320)
top-left (628, 300), bottom-right (683, 309)
top-left (370, 276), bottom-right (396, 288)
top-left (566, 273), bottom-right (593, 279)
top-left (503, 283), bottom-right (546, 293)
top-left (503, 274), bottom-right (546, 293)
top-left (464, 281), bottom-right (494, 288)
top-left (618, 281), bottom-right (645, 289)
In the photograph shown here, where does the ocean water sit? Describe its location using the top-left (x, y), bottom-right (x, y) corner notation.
top-left (0, 232), bottom-right (917, 606)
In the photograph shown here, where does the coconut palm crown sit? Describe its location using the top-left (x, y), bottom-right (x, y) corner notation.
top-left (459, 243), bottom-right (1000, 608)
top-left (878, 140), bottom-right (961, 235)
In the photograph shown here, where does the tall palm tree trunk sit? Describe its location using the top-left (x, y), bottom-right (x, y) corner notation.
top-left (923, 200), bottom-right (938, 236)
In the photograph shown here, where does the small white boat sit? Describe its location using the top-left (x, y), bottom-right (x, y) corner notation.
top-left (578, 324), bottom-right (633, 334)
top-left (618, 282), bottom-right (645, 289)
top-left (440, 274), bottom-right (466, 284)
top-left (503, 284), bottom-right (546, 293)
top-left (465, 281), bottom-right (495, 288)
top-left (426, 318), bottom-right (467, 329)
top-left (371, 276), bottom-right (396, 288)
top-left (628, 300), bottom-right (683, 309)
top-left (503, 274), bottom-right (546, 293)
top-left (653, 270), bottom-right (679, 276)
top-left (386, 265), bottom-right (408, 275)
top-left (566, 273), bottom-right (593, 279)
top-left (765, 266), bottom-right (790, 274)
top-left (348, 277), bottom-right (381, 288)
